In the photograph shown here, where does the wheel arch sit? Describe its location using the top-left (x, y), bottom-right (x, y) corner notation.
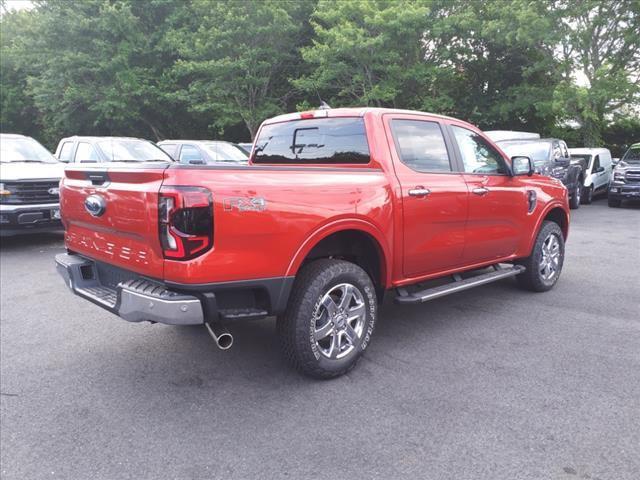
top-left (523, 203), bottom-right (569, 258)
top-left (286, 220), bottom-right (391, 296)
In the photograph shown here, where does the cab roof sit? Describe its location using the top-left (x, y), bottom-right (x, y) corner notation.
top-left (262, 107), bottom-right (463, 126)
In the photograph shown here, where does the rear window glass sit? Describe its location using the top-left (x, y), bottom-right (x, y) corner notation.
top-left (253, 117), bottom-right (370, 164)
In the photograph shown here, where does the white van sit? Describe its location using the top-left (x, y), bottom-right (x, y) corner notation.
top-left (569, 147), bottom-right (613, 204)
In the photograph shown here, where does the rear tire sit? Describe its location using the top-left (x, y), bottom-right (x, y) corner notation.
top-left (582, 185), bottom-right (593, 204)
top-left (608, 197), bottom-right (622, 208)
top-left (569, 181), bottom-right (581, 209)
top-left (516, 221), bottom-right (565, 292)
top-left (277, 259), bottom-right (377, 379)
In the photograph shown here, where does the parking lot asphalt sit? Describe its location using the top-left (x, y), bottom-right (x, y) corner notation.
top-left (1, 198), bottom-right (639, 480)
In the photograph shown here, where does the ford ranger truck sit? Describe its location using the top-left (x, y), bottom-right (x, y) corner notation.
top-left (55, 108), bottom-right (570, 378)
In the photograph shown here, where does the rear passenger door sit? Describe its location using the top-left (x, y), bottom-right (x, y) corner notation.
top-left (448, 124), bottom-right (528, 264)
top-left (384, 115), bottom-right (469, 278)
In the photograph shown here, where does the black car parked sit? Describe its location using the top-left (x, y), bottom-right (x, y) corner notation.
top-left (497, 138), bottom-right (584, 209)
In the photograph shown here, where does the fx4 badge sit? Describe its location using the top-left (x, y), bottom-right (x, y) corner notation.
top-left (223, 197), bottom-right (267, 212)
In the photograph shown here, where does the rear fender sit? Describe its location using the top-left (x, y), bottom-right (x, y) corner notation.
top-left (285, 218), bottom-right (392, 287)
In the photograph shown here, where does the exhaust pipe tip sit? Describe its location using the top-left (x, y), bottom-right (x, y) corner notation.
top-left (205, 322), bottom-right (233, 350)
top-left (216, 332), bottom-right (233, 350)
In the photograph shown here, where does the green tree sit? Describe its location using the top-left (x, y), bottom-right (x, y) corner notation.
top-left (425, 0), bottom-right (560, 131)
top-left (554, 0), bottom-right (640, 146)
top-left (6, 0), bottom-right (186, 145)
top-left (0, 9), bottom-right (42, 139)
top-left (294, 0), bottom-right (434, 109)
top-left (167, 0), bottom-right (314, 139)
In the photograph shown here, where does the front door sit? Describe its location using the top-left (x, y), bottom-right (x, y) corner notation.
top-left (384, 115), bottom-right (469, 278)
top-left (448, 124), bottom-right (529, 265)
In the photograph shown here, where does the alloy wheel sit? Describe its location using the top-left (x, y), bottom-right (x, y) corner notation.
top-left (312, 283), bottom-right (367, 360)
top-left (539, 233), bottom-right (561, 283)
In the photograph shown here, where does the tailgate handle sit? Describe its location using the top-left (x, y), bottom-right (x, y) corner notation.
top-left (86, 172), bottom-right (110, 185)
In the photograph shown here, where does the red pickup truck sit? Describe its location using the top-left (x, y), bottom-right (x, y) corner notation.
top-left (56, 108), bottom-right (569, 378)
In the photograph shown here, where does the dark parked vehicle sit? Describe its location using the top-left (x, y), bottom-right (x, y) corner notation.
top-left (497, 138), bottom-right (584, 209)
top-left (54, 136), bottom-right (173, 163)
top-left (608, 142), bottom-right (640, 207)
top-left (157, 140), bottom-right (249, 165)
top-left (0, 133), bottom-right (65, 236)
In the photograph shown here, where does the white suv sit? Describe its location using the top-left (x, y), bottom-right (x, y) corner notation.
top-left (0, 134), bottom-right (65, 236)
top-left (569, 148), bottom-right (613, 204)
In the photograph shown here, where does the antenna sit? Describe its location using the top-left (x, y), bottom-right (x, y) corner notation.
top-left (314, 84), bottom-right (331, 110)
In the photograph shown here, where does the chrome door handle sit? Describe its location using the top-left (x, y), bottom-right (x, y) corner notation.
top-left (472, 187), bottom-right (489, 196)
top-left (408, 187), bottom-right (431, 197)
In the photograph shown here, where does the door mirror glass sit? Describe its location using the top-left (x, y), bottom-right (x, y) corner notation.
top-left (511, 156), bottom-right (534, 176)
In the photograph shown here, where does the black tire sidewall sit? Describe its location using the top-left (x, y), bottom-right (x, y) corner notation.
top-left (282, 260), bottom-right (377, 377)
top-left (530, 222), bottom-right (565, 290)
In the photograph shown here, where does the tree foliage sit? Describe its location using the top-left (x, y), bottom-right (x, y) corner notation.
top-left (0, 0), bottom-right (637, 148)
top-left (554, 0), bottom-right (640, 146)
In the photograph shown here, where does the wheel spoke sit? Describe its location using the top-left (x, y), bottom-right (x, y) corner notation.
top-left (321, 295), bottom-right (338, 317)
top-left (344, 323), bottom-right (358, 344)
top-left (328, 332), bottom-right (341, 359)
top-left (338, 284), bottom-right (355, 311)
top-left (347, 302), bottom-right (366, 321)
top-left (314, 321), bottom-right (333, 341)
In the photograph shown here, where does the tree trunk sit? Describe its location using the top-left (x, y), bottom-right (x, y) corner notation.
top-left (141, 117), bottom-right (164, 142)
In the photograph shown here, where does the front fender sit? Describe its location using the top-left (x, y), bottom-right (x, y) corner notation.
top-left (526, 201), bottom-right (570, 255)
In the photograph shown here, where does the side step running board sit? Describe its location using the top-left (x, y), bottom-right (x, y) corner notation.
top-left (395, 264), bottom-right (525, 304)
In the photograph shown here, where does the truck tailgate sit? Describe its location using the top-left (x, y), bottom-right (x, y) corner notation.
top-left (61, 164), bottom-right (168, 279)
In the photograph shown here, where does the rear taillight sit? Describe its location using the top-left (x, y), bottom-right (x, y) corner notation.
top-left (159, 186), bottom-right (213, 260)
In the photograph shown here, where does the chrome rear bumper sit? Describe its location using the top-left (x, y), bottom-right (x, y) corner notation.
top-left (55, 253), bottom-right (204, 325)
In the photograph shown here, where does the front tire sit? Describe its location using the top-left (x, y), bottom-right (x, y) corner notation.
top-left (516, 221), bottom-right (565, 292)
top-left (277, 259), bottom-right (377, 379)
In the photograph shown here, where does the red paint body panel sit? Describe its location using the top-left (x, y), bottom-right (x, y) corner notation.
top-left (61, 166), bottom-right (167, 278)
top-left (60, 108), bottom-right (570, 290)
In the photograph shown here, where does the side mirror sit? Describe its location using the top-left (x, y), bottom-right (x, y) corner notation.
top-left (511, 156), bottom-right (534, 176)
top-left (596, 166), bottom-right (605, 173)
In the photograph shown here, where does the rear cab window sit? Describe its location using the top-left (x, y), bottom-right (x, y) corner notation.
top-left (253, 117), bottom-right (370, 164)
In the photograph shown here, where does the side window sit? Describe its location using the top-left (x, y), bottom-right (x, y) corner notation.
top-left (58, 142), bottom-right (74, 162)
top-left (75, 142), bottom-right (100, 163)
top-left (179, 145), bottom-right (204, 163)
top-left (592, 155), bottom-right (600, 171)
top-left (561, 142), bottom-right (569, 159)
top-left (390, 119), bottom-right (451, 172)
top-left (451, 126), bottom-right (508, 174)
top-left (552, 142), bottom-right (562, 160)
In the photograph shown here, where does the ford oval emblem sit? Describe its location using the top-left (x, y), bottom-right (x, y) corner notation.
top-left (84, 194), bottom-right (106, 217)
top-left (48, 187), bottom-right (60, 195)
